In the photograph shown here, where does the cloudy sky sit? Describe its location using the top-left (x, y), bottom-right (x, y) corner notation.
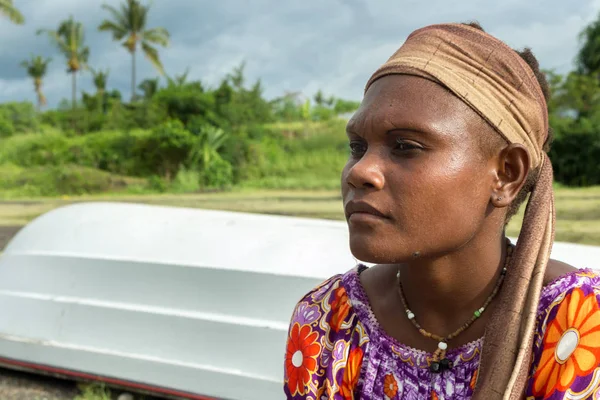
top-left (1, 0), bottom-right (599, 108)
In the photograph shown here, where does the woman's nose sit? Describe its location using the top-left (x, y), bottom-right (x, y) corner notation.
top-left (345, 151), bottom-right (385, 190)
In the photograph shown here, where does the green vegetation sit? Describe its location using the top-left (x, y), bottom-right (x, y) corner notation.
top-left (1, 2), bottom-right (600, 398)
top-left (73, 383), bottom-right (111, 400)
top-left (0, 0), bottom-right (24, 24)
top-left (0, 2), bottom-right (598, 199)
top-left (0, 2), bottom-right (598, 226)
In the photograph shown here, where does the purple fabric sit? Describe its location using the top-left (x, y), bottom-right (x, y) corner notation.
top-left (283, 266), bottom-right (600, 399)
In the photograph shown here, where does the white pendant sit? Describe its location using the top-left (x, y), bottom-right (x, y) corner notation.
top-left (407, 312), bottom-right (415, 320)
top-left (438, 342), bottom-right (448, 351)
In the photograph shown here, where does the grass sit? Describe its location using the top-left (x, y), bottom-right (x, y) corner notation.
top-left (1, 185), bottom-right (600, 245)
top-left (73, 383), bottom-right (111, 400)
top-left (0, 163), bottom-right (148, 199)
top-left (505, 185), bottom-right (600, 245)
top-left (0, 189), bottom-right (344, 226)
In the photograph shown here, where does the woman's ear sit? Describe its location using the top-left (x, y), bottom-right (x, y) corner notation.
top-left (491, 144), bottom-right (531, 208)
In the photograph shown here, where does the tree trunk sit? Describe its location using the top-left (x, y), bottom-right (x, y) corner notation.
top-left (72, 71), bottom-right (76, 110)
top-left (131, 50), bottom-right (136, 102)
top-left (34, 80), bottom-right (41, 113)
top-left (71, 71), bottom-right (77, 131)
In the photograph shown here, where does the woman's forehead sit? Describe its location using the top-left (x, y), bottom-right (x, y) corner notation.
top-left (349, 75), bottom-right (480, 136)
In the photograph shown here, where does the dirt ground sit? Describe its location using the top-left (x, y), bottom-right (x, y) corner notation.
top-left (0, 367), bottom-right (79, 400)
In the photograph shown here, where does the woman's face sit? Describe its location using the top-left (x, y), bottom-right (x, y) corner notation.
top-left (341, 74), bottom-right (501, 263)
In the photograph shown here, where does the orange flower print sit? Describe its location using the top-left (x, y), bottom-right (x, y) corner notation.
top-left (533, 288), bottom-right (600, 398)
top-left (285, 323), bottom-right (322, 396)
top-left (383, 373), bottom-right (398, 398)
top-left (315, 379), bottom-right (332, 400)
top-left (469, 369), bottom-right (478, 390)
top-left (330, 287), bottom-right (351, 332)
top-left (431, 391), bottom-right (439, 400)
top-left (339, 347), bottom-right (364, 399)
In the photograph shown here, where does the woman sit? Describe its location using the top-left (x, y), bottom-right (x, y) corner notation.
top-left (283, 22), bottom-right (600, 399)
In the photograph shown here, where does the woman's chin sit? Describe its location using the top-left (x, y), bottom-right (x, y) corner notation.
top-left (349, 236), bottom-right (396, 264)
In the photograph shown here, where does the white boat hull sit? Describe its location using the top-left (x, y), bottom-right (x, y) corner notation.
top-left (0, 202), bottom-right (598, 399)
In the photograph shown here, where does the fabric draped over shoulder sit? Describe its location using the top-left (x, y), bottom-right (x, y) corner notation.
top-left (364, 23), bottom-right (555, 400)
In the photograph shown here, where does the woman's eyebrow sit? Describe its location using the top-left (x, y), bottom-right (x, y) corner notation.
top-left (345, 120), bottom-right (362, 135)
top-left (386, 127), bottom-right (427, 136)
top-left (386, 121), bottom-right (432, 137)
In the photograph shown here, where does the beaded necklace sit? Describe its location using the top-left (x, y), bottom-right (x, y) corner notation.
top-left (396, 239), bottom-right (513, 373)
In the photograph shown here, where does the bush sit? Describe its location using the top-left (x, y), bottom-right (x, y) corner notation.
top-left (0, 130), bottom-right (149, 175)
top-left (0, 163), bottom-right (146, 197)
top-left (147, 175), bottom-right (169, 193)
top-left (0, 132), bottom-right (71, 166)
top-left (135, 120), bottom-right (196, 180)
top-left (199, 155), bottom-right (234, 188)
top-left (0, 102), bottom-right (40, 136)
top-left (68, 130), bottom-right (149, 175)
top-left (153, 84), bottom-right (221, 127)
top-left (237, 119), bottom-right (349, 188)
top-left (171, 167), bottom-right (201, 193)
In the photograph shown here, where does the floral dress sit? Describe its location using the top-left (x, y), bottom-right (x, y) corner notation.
top-left (283, 266), bottom-right (600, 399)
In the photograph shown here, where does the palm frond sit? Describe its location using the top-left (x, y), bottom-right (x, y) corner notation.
top-left (142, 27), bottom-right (169, 46)
top-left (80, 46), bottom-right (90, 64)
top-left (98, 20), bottom-right (128, 40)
top-left (38, 17), bottom-right (89, 73)
top-left (130, 0), bottom-right (148, 32)
top-left (0, 0), bottom-right (25, 24)
top-left (37, 28), bottom-right (70, 58)
top-left (141, 41), bottom-right (165, 75)
top-left (167, 68), bottom-right (190, 87)
top-left (101, 3), bottom-right (130, 29)
top-left (91, 68), bottom-right (109, 91)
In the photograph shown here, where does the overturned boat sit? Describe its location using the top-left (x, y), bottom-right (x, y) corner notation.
top-left (0, 202), bottom-right (599, 399)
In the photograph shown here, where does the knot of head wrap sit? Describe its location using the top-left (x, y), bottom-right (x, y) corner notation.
top-left (365, 23), bottom-right (555, 400)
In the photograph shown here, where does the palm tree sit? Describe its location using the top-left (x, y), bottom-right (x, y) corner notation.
top-left (98, 0), bottom-right (170, 101)
top-left (0, 0), bottom-right (24, 24)
top-left (90, 68), bottom-right (109, 97)
top-left (37, 16), bottom-right (90, 112)
top-left (20, 55), bottom-right (52, 111)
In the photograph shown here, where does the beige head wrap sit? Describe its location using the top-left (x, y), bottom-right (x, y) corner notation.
top-left (365, 23), bottom-right (555, 399)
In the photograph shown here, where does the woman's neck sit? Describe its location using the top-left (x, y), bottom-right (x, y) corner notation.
top-left (397, 234), bottom-right (509, 333)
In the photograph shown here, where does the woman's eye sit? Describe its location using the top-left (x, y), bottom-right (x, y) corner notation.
top-left (395, 140), bottom-right (421, 152)
top-left (349, 141), bottom-right (367, 156)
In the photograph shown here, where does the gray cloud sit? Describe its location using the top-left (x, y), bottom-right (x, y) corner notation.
top-left (0, 0), bottom-right (598, 108)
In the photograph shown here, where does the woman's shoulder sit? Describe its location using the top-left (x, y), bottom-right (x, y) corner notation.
top-left (539, 260), bottom-right (600, 312)
top-left (284, 268), bottom-right (367, 397)
top-left (287, 268), bottom-right (359, 329)
top-left (543, 259), bottom-right (583, 286)
top-left (528, 264), bottom-right (600, 398)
